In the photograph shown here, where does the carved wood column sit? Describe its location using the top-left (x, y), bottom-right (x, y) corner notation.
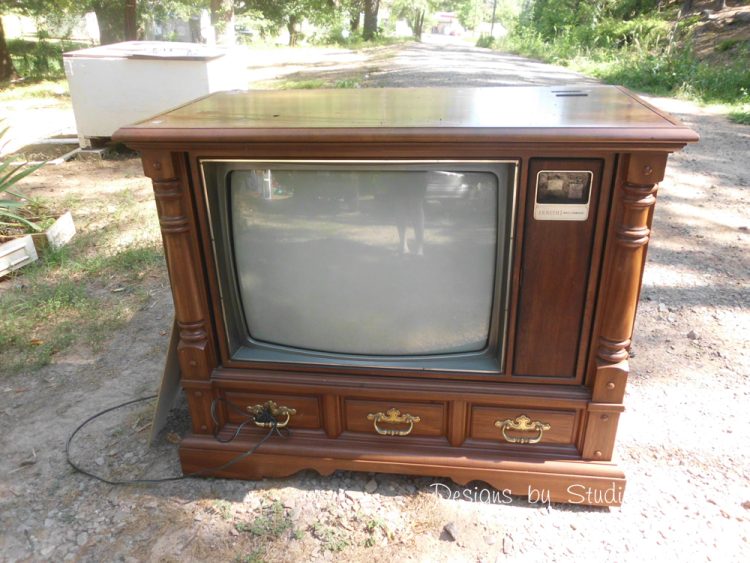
top-left (142, 150), bottom-right (217, 434)
top-left (583, 152), bottom-right (668, 460)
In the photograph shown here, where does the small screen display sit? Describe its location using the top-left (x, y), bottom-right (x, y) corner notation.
top-left (229, 169), bottom-right (501, 356)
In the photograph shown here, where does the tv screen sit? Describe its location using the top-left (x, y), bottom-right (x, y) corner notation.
top-left (202, 161), bottom-right (517, 371)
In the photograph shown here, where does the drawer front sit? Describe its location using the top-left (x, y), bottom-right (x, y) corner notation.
top-left (470, 405), bottom-right (578, 446)
top-left (222, 391), bottom-right (322, 430)
top-left (344, 399), bottom-right (446, 438)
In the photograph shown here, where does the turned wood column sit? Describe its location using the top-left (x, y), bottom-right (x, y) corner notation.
top-left (141, 150), bottom-right (217, 434)
top-left (583, 152), bottom-right (668, 460)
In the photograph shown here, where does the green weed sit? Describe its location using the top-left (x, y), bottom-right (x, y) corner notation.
top-left (238, 500), bottom-right (292, 539)
top-left (311, 522), bottom-right (349, 552)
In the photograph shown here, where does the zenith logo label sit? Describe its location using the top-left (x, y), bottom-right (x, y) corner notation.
top-left (534, 206), bottom-right (589, 221)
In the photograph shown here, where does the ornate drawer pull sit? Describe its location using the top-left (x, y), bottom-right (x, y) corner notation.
top-left (495, 414), bottom-right (551, 444)
top-left (247, 400), bottom-right (297, 428)
top-left (367, 408), bottom-right (421, 436)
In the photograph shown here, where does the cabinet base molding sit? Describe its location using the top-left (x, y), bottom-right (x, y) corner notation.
top-left (180, 433), bottom-right (626, 507)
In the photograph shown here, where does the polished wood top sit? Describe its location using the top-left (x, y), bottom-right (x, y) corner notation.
top-left (114, 85), bottom-right (698, 146)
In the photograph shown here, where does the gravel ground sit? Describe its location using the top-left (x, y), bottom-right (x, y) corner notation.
top-left (0, 38), bottom-right (748, 562)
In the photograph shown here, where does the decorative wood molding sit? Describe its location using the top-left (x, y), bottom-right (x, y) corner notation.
top-left (142, 151), bottom-right (217, 434)
top-left (595, 153), bottom-right (666, 369)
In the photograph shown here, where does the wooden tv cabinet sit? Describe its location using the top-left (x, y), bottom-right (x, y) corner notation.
top-left (115, 85), bottom-right (697, 506)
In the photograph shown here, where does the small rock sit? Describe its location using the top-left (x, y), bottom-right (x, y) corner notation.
top-left (229, 528), bottom-right (239, 536)
top-left (76, 532), bottom-right (88, 546)
top-left (739, 226), bottom-right (748, 232)
top-left (94, 457), bottom-right (105, 466)
top-left (741, 501), bottom-right (750, 510)
top-left (503, 533), bottom-right (514, 554)
top-left (658, 302), bottom-right (669, 313)
top-left (667, 313), bottom-right (677, 323)
top-left (443, 522), bottom-right (458, 542)
top-left (364, 479), bottom-right (378, 494)
top-left (687, 330), bottom-right (699, 340)
top-left (484, 534), bottom-right (496, 545)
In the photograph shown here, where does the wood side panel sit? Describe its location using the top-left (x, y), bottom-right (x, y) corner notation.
top-left (513, 158), bottom-right (603, 377)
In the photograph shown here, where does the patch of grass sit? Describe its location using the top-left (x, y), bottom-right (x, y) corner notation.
top-left (0, 215), bottom-right (164, 376)
top-left (237, 500), bottom-right (292, 539)
top-left (333, 78), bottom-right (361, 88)
top-left (311, 522), bottom-right (349, 553)
top-left (728, 106), bottom-right (750, 125)
top-left (273, 78), bottom-right (327, 89)
top-left (0, 79), bottom-right (69, 102)
top-left (324, 35), bottom-right (409, 50)
top-left (363, 516), bottom-right (389, 547)
top-left (212, 499), bottom-right (233, 521)
top-left (260, 75), bottom-right (363, 91)
top-left (234, 550), bottom-right (265, 563)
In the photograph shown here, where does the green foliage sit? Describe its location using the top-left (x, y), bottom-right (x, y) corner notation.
top-left (310, 522), bottom-right (349, 552)
top-left (499, 0), bottom-right (750, 110)
top-left (728, 108), bottom-right (750, 125)
top-left (0, 124), bottom-right (45, 233)
top-left (6, 39), bottom-right (87, 81)
top-left (241, 0), bottom-right (338, 45)
top-left (237, 500), bottom-right (293, 539)
top-left (476, 34), bottom-right (495, 48)
top-left (455, 0), bottom-right (489, 31)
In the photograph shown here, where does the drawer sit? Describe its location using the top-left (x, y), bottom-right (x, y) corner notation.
top-left (469, 405), bottom-right (578, 446)
top-left (222, 391), bottom-right (322, 430)
top-left (344, 399), bottom-right (446, 438)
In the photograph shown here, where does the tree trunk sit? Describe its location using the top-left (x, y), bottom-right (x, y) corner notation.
top-left (413, 10), bottom-right (425, 41)
top-left (287, 16), bottom-right (299, 47)
top-left (211, 0), bottom-right (235, 45)
top-left (715, 0), bottom-right (728, 10)
top-left (350, 11), bottom-right (360, 33)
top-left (0, 18), bottom-right (15, 83)
top-left (363, 0), bottom-right (379, 40)
top-left (124, 0), bottom-right (137, 41)
top-left (94, 4), bottom-right (125, 45)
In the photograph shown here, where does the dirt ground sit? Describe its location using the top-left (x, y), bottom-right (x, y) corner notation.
top-left (1, 40), bottom-right (748, 562)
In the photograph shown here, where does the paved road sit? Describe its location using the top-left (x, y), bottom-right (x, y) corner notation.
top-left (367, 37), bottom-right (597, 87)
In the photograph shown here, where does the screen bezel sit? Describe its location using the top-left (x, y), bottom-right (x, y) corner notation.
top-left (200, 159), bottom-right (518, 374)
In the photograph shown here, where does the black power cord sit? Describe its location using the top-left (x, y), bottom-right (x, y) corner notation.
top-left (65, 395), bottom-right (288, 485)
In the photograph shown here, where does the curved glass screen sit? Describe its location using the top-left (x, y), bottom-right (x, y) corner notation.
top-left (229, 168), bottom-right (499, 356)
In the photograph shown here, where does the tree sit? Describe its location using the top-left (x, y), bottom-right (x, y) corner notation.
top-left (392, 0), bottom-right (430, 40)
top-left (210, 0), bottom-right (234, 44)
top-left (363, 0), bottom-right (379, 40)
top-left (241, 0), bottom-right (337, 46)
top-left (0, 18), bottom-right (15, 82)
top-left (344, 0), bottom-right (363, 32)
top-left (0, 1), bottom-right (79, 81)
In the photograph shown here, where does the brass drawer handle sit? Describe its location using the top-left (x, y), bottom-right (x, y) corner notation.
top-left (495, 414), bottom-right (551, 444)
top-left (367, 408), bottom-right (421, 436)
top-left (247, 400), bottom-right (297, 428)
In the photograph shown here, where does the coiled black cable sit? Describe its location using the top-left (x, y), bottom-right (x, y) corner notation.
top-left (65, 395), bottom-right (287, 485)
